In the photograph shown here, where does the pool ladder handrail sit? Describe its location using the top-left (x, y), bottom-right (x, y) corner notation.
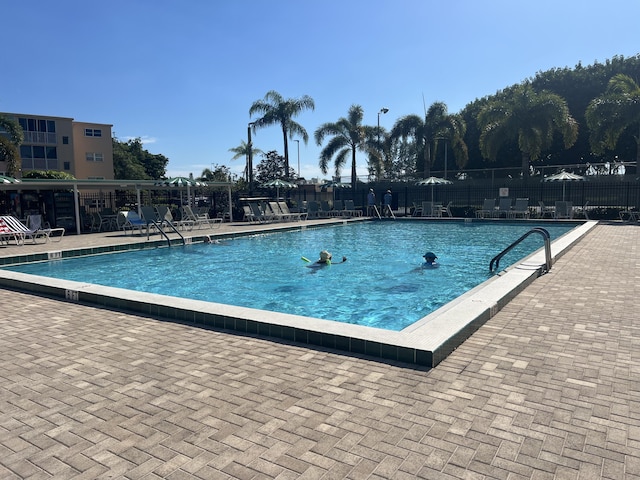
top-left (490, 227), bottom-right (551, 273)
top-left (146, 219), bottom-right (186, 246)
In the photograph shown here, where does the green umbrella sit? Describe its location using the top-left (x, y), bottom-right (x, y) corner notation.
top-left (321, 180), bottom-right (351, 201)
top-left (157, 177), bottom-right (207, 205)
top-left (261, 179), bottom-right (297, 199)
top-left (417, 176), bottom-right (452, 203)
top-left (0, 174), bottom-right (21, 184)
top-left (543, 170), bottom-right (585, 201)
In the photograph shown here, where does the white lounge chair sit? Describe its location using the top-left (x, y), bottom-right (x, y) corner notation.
top-left (181, 205), bottom-right (222, 229)
top-left (26, 214), bottom-right (65, 242)
top-left (0, 215), bottom-right (49, 244)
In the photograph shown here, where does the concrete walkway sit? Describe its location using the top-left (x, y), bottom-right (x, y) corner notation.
top-left (0, 222), bottom-right (639, 478)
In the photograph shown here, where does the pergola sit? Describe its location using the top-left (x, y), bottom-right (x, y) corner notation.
top-left (0, 178), bottom-right (235, 234)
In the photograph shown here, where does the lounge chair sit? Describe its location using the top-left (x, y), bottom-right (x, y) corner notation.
top-left (26, 214), bottom-right (65, 242)
top-left (0, 215), bottom-right (50, 244)
top-left (330, 200), bottom-right (345, 217)
top-left (250, 202), bottom-right (273, 222)
top-left (554, 201), bottom-right (573, 219)
top-left (509, 198), bottom-right (530, 219)
top-left (117, 210), bottom-right (148, 235)
top-left (0, 216), bottom-right (25, 245)
top-left (476, 199), bottom-right (496, 218)
top-left (141, 206), bottom-right (160, 226)
top-left (619, 208), bottom-right (640, 222)
top-left (496, 198), bottom-right (512, 218)
top-left (421, 201), bottom-right (432, 217)
top-left (441, 201), bottom-right (453, 217)
top-left (277, 201), bottom-right (307, 221)
top-left (343, 200), bottom-right (362, 217)
top-left (307, 201), bottom-right (329, 219)
top-left (538, 201), bottom-right (554, 219)
top-left (573, 201), bottom-right (590, 220)
top-left (243, 205), bottom-right (259, 223)
top-left (90, 211), bottom-right (111, 232)
top-left (181, 205), bottom-right (222, 229)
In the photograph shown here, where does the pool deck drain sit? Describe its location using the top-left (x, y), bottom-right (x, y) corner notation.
top-left (1, 219), bottom-right (639, 478)
top-left (0, 218), bottom-right (596, 367)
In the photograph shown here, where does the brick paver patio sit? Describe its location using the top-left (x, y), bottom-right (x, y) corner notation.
top-left (0, 223), bottom-right (639, 479)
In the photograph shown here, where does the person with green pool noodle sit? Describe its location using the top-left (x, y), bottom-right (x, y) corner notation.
top-left (302, 250), bottom-right (347, 268)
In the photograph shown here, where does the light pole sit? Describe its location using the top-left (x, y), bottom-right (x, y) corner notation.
top-left (247, 121), bottom-right (256, 193)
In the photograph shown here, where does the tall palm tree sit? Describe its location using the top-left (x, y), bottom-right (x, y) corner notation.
top-left (314, 104), bottom-right (377, 189)
top-left (390, 102), bottom-right (467, 179)
top-left (586, 74), bottom-right (640, 167)
top-left (0, 115), bottom-right (24, 176)
top-left (477, 83), bottom-right (578, 178)
top-left (228, 140), bottom-right (263, 181)
top-left (249, 90), bottom-right (315, 181)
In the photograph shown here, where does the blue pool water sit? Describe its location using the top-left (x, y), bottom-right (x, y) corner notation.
top-left (6, 222), bottom-right (573, 331)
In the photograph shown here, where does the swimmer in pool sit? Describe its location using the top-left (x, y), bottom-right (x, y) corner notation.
top-left (422, 251), bottom-right (439, 268)
top-left (305, 250), bottom-right (347, 268)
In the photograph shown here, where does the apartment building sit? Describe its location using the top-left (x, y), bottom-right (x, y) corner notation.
top-left (0, 112), bottom-right (114, 179)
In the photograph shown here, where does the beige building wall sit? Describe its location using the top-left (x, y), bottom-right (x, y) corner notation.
top-left (72, 122), bottom-right (114, 180)
top-left (0, 112), bottom-right (113, 180)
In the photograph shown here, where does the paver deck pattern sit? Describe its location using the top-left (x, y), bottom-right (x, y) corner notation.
top-left (0, 222), bottom-right (639, 479)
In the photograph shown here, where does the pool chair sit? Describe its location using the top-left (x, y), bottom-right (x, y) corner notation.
top-left (0, 216), bottom-right (25, 245)
top-left (26, 214), bottom-right (65, 242)
top-left (509, 198), bottom-right (530, 219)
top-left (307, 201), bottom-right (329, 219)
top-left (538, 201), bottom-right (554, 219)
top-left (329, 200), bottom-right (345, 217)
top-left (496, 198), bottom-right (513, 218)
top-left (343, 200), bottom-right (362, 217)
top-left (554, 201), bottom-right (573, 219)
top-left (249, 202), bottom-right (273, 223)
top-left (475, 199), bottom-right (496, 218)
top-left (181, 205), bottom-right (222, 229)
top-left (117, 210), bottom-right (149, 235)
top-left (242, 205), bottom-right (259, 223)
top-left (277, 201), bottom-right (307, 221)
top-left (0, 215), bottom-right (50, 244)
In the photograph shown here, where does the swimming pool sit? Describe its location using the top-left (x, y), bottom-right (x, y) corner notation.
top-left (5, 221), bottom-right (573, 331)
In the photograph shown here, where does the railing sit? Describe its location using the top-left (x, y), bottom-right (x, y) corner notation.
top-left (490, 227), bottom-right (551, 274)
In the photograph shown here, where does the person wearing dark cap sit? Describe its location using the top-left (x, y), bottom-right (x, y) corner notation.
top-left (383, 189), bottom-right (393, 217)
top-left (367, 188), bottom-right (376, 216)
top-left (423, 251), bottom-right (439, 268)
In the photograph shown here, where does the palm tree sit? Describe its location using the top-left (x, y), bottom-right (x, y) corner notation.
top-left (390, 102), bottom-right (467, 179)
top-left (0, 115), bottom-right (24, 176)
top-left (586, 74), bottom-right (640, 168)
top-left (477, 83), bottom-right (578, 178)
top-left (314, 104), bottom-right (377, 189)
top-left (228, 140), bottom-right (263, 181)
top-left (249, 90), bottom-right (315, 181)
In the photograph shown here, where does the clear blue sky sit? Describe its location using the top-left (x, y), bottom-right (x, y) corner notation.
top-left (2, 0), bottom-right (638, 181)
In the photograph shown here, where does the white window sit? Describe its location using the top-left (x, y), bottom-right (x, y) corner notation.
top-left (85, 152), bottom-right (104, 162)
top-left (84, 128), bottom-right (102, 137)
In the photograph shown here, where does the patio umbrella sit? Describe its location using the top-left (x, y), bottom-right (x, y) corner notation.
top-left (157, 177), bottom-right (207, 206)
top-left (261, 179), bottom-right (297, 199)
top-left (416, 176), bottom-right (452, 203)
top-left (320, 180), bottom-right (351, 201)
top-left (0, 174), bottom-right (21, 184)
top-left (543, 170), bottom-right (585, 201)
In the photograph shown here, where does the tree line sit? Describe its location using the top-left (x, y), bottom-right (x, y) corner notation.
top-left (241, 54), bottom-right (640, 187)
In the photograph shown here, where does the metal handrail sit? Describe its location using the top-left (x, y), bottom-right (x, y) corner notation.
top-left (490, 227), bottom-right (551, 273)
top-left (146, 219), bottom-right (185, 246)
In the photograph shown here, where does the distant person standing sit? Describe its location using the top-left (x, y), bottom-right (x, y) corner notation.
top-left (367, 188), bottom-right (376, 216)
top-left (383, 189), bottom-right (393, 217)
